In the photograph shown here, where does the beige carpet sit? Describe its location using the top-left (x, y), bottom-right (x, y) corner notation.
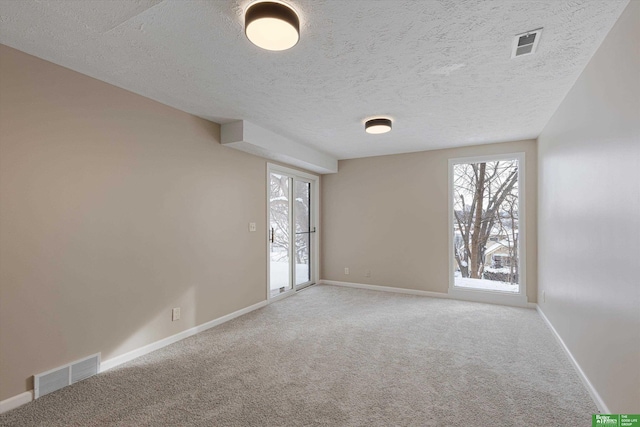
top-left (0, 285), bottom-right (597, 426)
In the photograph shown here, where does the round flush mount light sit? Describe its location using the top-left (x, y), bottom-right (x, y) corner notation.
top-left (365, 118), bottom-right (392, 134)
top-left (245, 2), bottom-right (300, 51)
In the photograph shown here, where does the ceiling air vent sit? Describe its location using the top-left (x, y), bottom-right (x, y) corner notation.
top-left (511, 28), bottom-right (542, 58)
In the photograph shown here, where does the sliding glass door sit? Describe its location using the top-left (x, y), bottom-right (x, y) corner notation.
top-left (269, 172), bottom-right (292, 295)
top-left (268, 165), bottom-right (318, 299)
top-left (294, 180), bottom-right (311, 286)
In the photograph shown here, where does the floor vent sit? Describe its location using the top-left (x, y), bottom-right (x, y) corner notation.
top-left (34, 353), bottom-right (100, 399)
top-left (511, 28), bottom-right (542, 58)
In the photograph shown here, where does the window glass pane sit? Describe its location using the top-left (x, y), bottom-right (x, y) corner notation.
top-left (294, 181), bottom-right (311, 285)
top-left (270, 173), bottom-right (291, 296)
top-left (452, 159), bottom-right (520, 293)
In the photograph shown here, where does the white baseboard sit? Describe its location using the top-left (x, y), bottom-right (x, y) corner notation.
top-left (320, 279), bottom-right (449, 299)
top-left (0, 391), bottom-right (33, 414)
top-left (322, 281), bottom-right (603, 410)
top-left (1, 299), bottom-right (268, 414)
top-left (448, 287), bottom-right (534, 308)
top-left (100, 300), bottom-right (267, 372)
top-left (1, 290), bottom-right (604, 416)
top-left (320, 280), bottom-right (536, 309)
top-left (536, 305), bottom-right (609, 414)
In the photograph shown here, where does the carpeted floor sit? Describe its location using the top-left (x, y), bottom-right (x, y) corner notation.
top-left (0, 285), bottom-right (597, 426)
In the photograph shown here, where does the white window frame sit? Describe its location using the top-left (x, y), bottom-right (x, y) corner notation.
top-left (447, 152), bottom-right (528, 307)
top-left (266, 163), bottom-right (320, 303)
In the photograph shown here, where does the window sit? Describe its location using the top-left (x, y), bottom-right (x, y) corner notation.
top-left (448, 153), bottom-right (527, 304)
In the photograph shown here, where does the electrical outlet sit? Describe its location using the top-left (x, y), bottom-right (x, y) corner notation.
top-left (172, 307), bottom-right (181, 321)
top-left (249, 222), bottom-right (256, 232)
top-left (344, 267), bottom-right (349, 275)
top-left (365, 270), bottom-right (371, 278)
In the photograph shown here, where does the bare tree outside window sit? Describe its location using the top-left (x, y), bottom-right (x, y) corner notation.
top-left (270, 175), bottom-right (310, 266)
top-left (294, 181), bottom-right (311, 272)
top-left (269, 173), bottom-right (290, 293)
top-left (269, 173), bottom-right (311, 294)
top-left (452, 159), bottom-right (520, 292)
top-left (270, 173), bottom-right (290, 262)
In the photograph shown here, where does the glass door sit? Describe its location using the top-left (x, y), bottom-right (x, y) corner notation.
top-left (269, 172), bottom-right (292, 297)
top-left (268, 166), bottom-right (317, 299)
top-left (294, 180), bottom-right (312, 289)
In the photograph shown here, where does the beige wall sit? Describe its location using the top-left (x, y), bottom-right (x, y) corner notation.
top-left (0, 45), bottom-right (279, 401)
top-left (537, 1), bottom-right (639, 413)
top-left (321, 139), bottom-right (537, 303)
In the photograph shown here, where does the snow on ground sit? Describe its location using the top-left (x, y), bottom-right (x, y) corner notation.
top-left (270, 261), bottom-right (310, 291)
top-left (455, 277), bottom-right (519, 293)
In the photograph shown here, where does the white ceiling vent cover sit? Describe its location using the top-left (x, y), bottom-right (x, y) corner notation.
top-left (511, 28), bottom-right (543, 58)
top-left (34, 353), bottom-right (100, 398)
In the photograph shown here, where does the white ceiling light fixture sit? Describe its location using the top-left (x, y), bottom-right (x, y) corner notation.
top-left (245, 1), bottom-right (300, 51)
top-left (365, 118), bottom-right (392, 134)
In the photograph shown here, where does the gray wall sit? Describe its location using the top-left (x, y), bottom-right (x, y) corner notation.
top-left (0, 45), bottom-right (277, 401)
top-left (537, 1), bottom-right (640, 413)
top-left (321, 139), bottom-right (538, 303)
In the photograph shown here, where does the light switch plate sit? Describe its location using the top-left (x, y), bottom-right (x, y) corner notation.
top-left (249, 222), bottom-right (256, 232)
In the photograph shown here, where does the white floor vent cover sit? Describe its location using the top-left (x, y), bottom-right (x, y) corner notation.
top-left (34, 353), bottom-right (100, 398)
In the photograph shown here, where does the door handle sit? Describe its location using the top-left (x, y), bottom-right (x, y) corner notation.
top-left (270, 227), bottom-right (274, 243)
top-left (295, 227), bottom-right (316, 234)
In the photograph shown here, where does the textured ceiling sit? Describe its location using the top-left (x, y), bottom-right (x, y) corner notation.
top-left (0, 0), bottom-right (629, 159)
